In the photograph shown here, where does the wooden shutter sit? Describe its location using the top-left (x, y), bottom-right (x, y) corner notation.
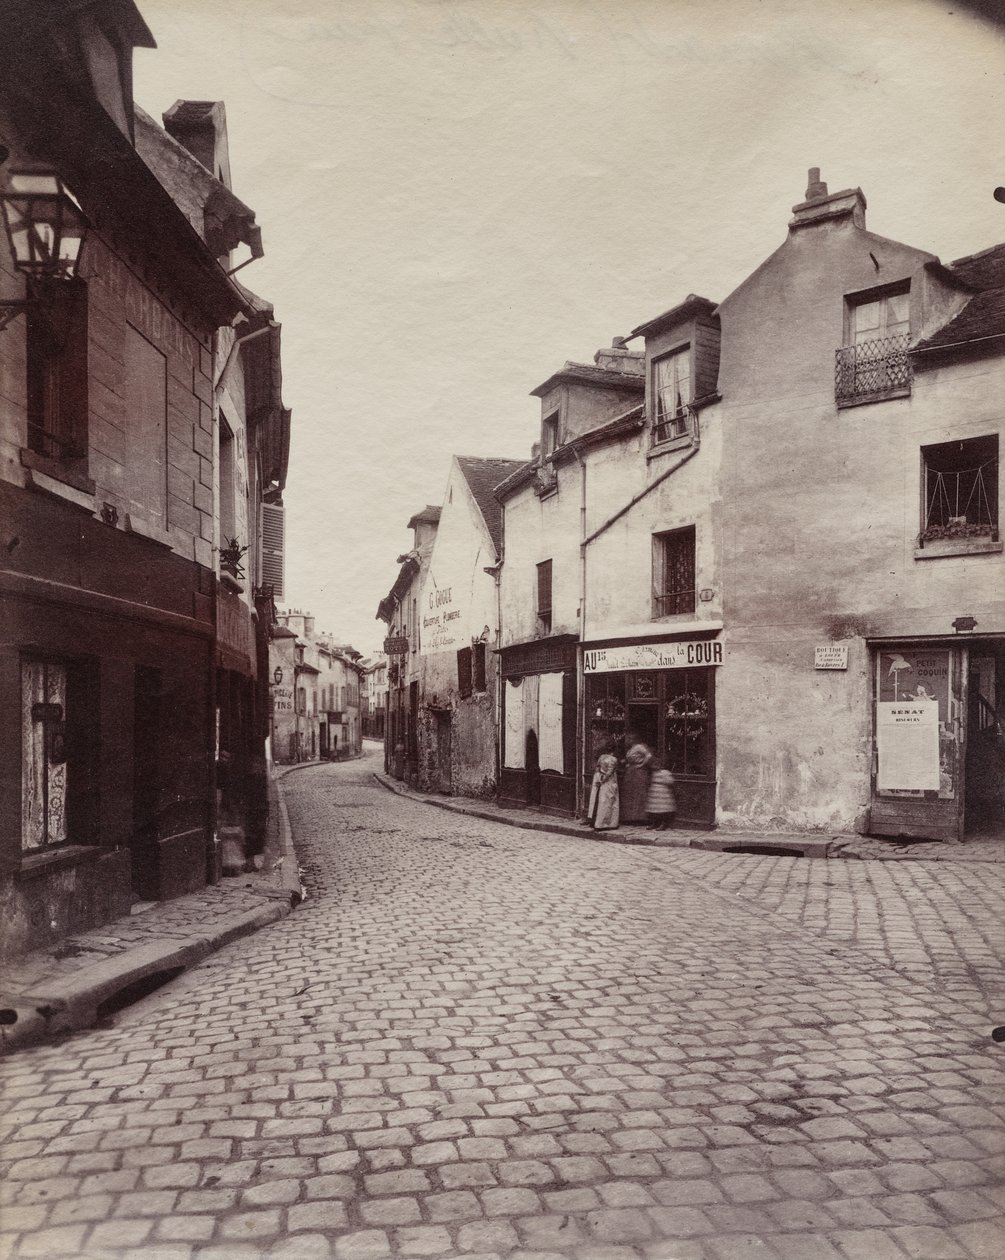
top-left (260, 503), bottom-right (285, 598)
top-left (537, 560), bottom-right (552, 614)
top-left (473, 642), bottom-right (486, 692)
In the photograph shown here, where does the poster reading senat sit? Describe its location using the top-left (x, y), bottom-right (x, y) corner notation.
top-left (876, 701), bottom-right (940, 791)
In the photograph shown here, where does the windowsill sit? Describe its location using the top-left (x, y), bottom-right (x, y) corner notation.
top-left (18, 845), bottom-right (105, 881)
top-left (20, 447), bottom-right (96, 496)
top-left (124, 513), bottom-right (174, 548)
top-left (836, 386), bottom-right (911, 409)
top-left (648, 434), bottom-right (694, 460)
top-left (651, 610), bottom-right (699, 622)
top-left (219, 573), bottom-right (245, 594)
top-left (914, 537), bottom-right (1003, 560)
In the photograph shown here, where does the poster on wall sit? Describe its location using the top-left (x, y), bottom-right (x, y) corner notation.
top-left (877, 648), bottom-right (949, 715)
top-left (876, 701), bottom-right (940, 791)
top-left (503, 679), bottom-right (525, 768)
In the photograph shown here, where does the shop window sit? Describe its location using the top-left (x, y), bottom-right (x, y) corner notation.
top-left (653, 526), bottom-right (696, 617)
top-left (473, 641), bottom-right (487, 692)
top-left (537, 559), bottom-right (553, 635)
top-left (652, 346), bottom-right (691, 444)
top-left (25, 280), bottom-right (89, 473)
top-left (663, 668), bottom-right (712, 776)
top-left (836, 286), bottom-right (911, 404)
top-left (457, 646), bottom-right (473, 698)
top-left (920, 434), bottom-right (998, 546)
top-left (586, 673), bottom-right (626, 763)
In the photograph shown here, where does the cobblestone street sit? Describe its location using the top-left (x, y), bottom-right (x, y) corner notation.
top-left (1, 748), bottom-right (1004, 1260)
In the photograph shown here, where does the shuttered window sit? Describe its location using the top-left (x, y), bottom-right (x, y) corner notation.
top-left (457, 646), bottom-right (473, 698)
top-left (472, 642), bottom-right (487, 692)
top-left (260, 503), bottom-right (285, 598)
top-left (537, 560), bottom-right (553, 635)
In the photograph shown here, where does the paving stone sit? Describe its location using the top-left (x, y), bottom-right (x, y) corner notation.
top-left (288, 1202), bottom-right (350, 1232)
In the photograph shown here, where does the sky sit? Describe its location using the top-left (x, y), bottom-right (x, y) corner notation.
top-left (132, 0), bottom-right (1005, 656)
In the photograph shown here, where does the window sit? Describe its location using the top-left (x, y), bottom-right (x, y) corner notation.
top-left (25, 280), bottom-right (88, 470)
top-left (457, 646), bottom-right (473, 698)
top-left (473, 641), bottom-right (487, 692)
top-left (124, 324), bottom-right (167, 527)
top-left (921, 435), bottom-right (999, 544)
top-left (664, 667), bottom-right (713, 776)
top-left (21, 658), bottom-right (69, 850)
top-left (653, 527), bottom-right (696, 617)
top-left (652, 347), bottom-right (691, 444)
top-left (836, 288), bottom-right (911, 403)
top-left (537, 560), bottom-right (553, 636)
top-left (542, 413), bottom-right (559, 459)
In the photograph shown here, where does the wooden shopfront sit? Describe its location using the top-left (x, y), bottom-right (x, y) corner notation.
top-left (582, 635), bottom-right (722, 828)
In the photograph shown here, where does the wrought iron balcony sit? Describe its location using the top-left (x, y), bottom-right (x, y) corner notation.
top-left (835, 334), bottom-right (911, 404)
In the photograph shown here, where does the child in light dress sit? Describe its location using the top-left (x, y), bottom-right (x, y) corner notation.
top-left (645, 760), bottom-right (676, 829)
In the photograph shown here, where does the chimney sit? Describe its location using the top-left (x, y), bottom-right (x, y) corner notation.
top-left (593, 337), bottom-right (645, 376)
top-left (789, 167), bottom-right (866, 231)
top-left (162, 100), bottom-right (233, 188)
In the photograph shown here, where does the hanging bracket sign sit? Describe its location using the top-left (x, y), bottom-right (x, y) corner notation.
top-left (383, 637), bottom-right (409, 655)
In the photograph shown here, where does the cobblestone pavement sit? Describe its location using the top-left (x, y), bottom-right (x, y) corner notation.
top-left (1, 751), bottom-right (1003, 1260)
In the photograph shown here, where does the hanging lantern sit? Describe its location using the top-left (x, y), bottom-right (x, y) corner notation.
top-left (1, 172), bottom-right (87, 280)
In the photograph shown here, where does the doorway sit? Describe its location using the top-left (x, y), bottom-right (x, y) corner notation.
top-left (525, 729), bottom-right (541, 805)
top-left (965, 644), bottom-right (1005, 838)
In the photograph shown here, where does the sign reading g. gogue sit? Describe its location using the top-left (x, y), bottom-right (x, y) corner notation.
top-left (583, 639), bottom-right (723, 674)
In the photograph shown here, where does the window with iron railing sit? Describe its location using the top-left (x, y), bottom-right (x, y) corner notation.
top-left (652, 526), bottom-right (696, 617)
top-left (836, 289), bottom-right (911, 404)
top-left (920, 435), bottom-right (999, 544)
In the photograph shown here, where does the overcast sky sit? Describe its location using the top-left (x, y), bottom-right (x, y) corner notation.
top-left (133, 0), bottom-right (1005, 655)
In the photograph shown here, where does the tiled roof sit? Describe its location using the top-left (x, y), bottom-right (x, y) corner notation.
top-left (530, 361), bottom-right (645, 399)
top-left (916, 243), bottom-right (1005, 353)
top-left (407, 505), bottom-right (441, 529)
top-left (456, 456), bottom-right (525, 557)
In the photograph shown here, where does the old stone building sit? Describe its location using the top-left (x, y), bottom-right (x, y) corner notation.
top-left (0, 1), bottom-right (290, 957)
top-left (412, 456), bottom-right (522, 796)
top-left (377, 506), bottom-right (440, 780)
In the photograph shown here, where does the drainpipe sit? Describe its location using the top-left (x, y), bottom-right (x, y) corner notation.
top-left (571, 446), bottom-right (588, 815)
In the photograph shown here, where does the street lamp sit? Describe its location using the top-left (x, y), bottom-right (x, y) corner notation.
top-left (0, 171), bottom-right (88, 332)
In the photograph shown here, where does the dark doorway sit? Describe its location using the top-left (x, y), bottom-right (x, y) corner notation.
top-left (525, 729), bottom-right (541, 806)
top-left (132, 665), bottom-right (162, 900)
top-left (435, 712), bottom-right (452, 794)
top-left (626, 703), bottom-right (659, 752)
top-left (965, 643), bottom-right (1005, 838)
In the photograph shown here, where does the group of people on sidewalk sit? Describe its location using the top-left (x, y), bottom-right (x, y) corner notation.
top-left (588, 734), bottom-right (676, 832)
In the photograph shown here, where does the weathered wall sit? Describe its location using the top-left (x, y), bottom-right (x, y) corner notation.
top-left (715, 209), bottom-right (1005, 830)
top-left (499, 473), bottom-right (580, 646)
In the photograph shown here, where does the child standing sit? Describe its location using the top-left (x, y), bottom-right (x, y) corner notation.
top-left (645, 760), bottom-right (676, 830)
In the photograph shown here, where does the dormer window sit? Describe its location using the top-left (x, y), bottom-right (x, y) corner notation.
top-left (836, 286), bottom-right (911, 405)
top-left (652, 347), bottom-right (691, 444)
top-left (542, 413), bottom-right (559, 459)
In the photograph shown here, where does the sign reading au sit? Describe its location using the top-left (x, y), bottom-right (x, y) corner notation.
top-left (583, 639), bottom-right (723, 674)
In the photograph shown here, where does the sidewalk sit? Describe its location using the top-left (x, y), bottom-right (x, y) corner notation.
top-left (373, 768), bottom-right (1005, 863)
top-left (0, 774), bottom-right (303, 1058)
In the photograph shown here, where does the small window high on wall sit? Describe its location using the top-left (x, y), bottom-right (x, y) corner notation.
top-left (921, 434), bottom-right (998, 545)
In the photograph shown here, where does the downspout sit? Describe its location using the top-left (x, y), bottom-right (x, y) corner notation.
top-left (571, 446), bottom-right (587, 815)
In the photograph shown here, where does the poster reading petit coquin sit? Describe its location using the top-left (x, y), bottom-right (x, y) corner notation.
top-left (876, 648), bottom-right (949, 791)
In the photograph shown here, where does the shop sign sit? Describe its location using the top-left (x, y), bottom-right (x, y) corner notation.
top-left (814, 645), bottom-right (848, 670)
top-left (383, 637), bottom-right (409, 655)
top-left (876, 701), bottom-right (940, 791)
top-left (272, 685), bottom-right (294, 714)
top-left (583, 639), bottom-right (723, 674)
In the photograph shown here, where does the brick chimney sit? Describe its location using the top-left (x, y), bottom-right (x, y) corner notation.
top-left (789, 167), bottom-right (866, 231)
top-left (594, 337), bottom-right (645, 376)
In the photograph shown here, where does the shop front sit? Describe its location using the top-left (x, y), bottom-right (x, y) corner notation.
top-left (869, 637), bottom-right (1005, 843)
top-left (582, 634), bottom-right (722, 828)
top-left (498, 636), bottom-right (578, 816)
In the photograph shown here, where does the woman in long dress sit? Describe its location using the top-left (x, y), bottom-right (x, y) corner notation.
top-left (589, 748), bottom-right (620, 830)
top-left (621, 735), bottom-right (653, 824)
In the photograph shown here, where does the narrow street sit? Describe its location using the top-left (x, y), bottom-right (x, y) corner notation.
top-left (1, 747), bottom-right (1003, 1260)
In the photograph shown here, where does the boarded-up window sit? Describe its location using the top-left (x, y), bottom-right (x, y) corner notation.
top-left (457, 646), bottom-right (473, 698)
top-left (260, 503), bottom-right (285, 598)
top-left (472, 641), bottom-right (487, 692)
top-left (26, 280), bottom-right (88, 466)
top-left (124, 324), bottom-right (167, 527)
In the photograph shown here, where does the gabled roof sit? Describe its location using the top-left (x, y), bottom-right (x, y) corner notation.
top-left (456, 456), bottom-right (525, 557)
top-left (630, 294), bottom-right (719, 340)
top-left (915, 241), bottom-right (1005, 354)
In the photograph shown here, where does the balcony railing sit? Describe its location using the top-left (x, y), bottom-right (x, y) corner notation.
top-left (654, 590), bottom-right (696, 617)
top-left (835, 334), bottom-right (911, 404)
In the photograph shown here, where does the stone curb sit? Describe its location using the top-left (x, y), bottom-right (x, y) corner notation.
top-left (370, 770), bottom-right (1000, 863)
top-left (0, 777), bottom-right (302, 1058)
